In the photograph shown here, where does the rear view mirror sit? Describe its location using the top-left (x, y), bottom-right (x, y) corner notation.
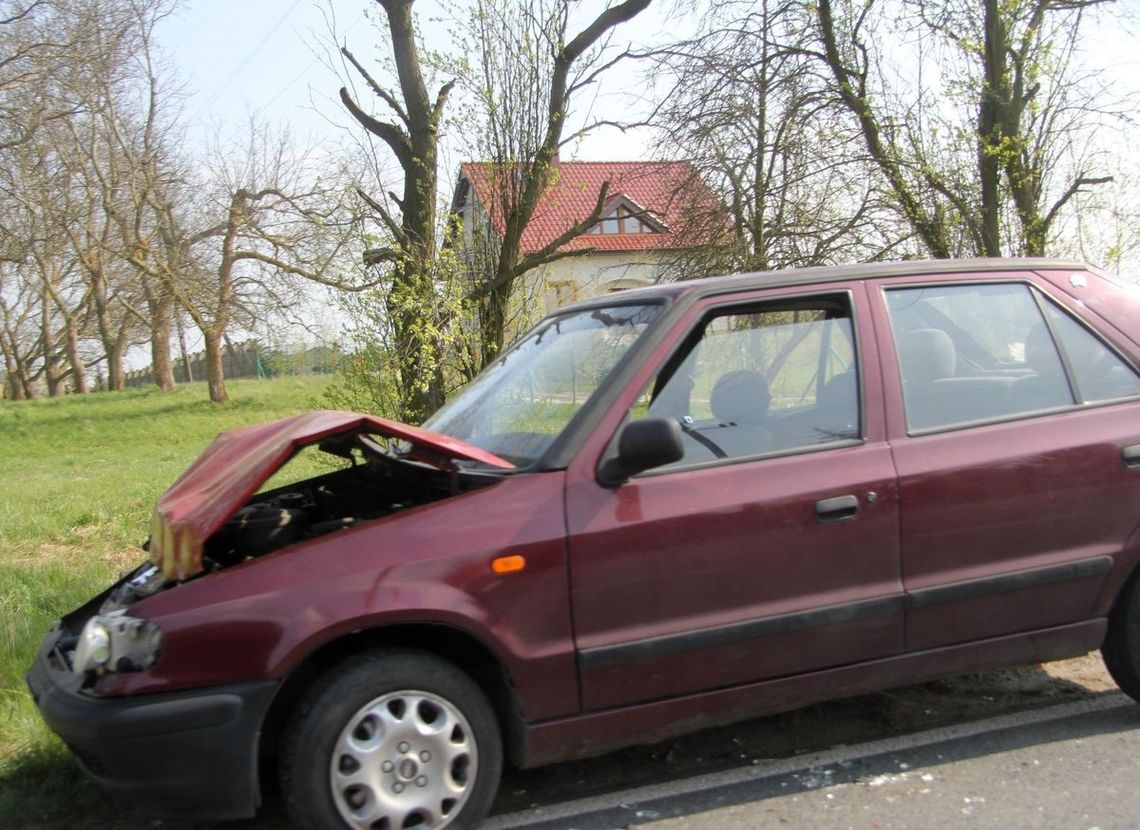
top-left (598, 418), bottom-right (684, 485)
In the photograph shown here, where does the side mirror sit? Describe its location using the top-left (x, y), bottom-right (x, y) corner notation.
top-left (598, 418), bottom-right (684, 485)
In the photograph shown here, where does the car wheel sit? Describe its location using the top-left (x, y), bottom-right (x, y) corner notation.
top-left (280, 649), bottom-right (502, 830)
top-left (1103, 570), bottom-right (1140, 702)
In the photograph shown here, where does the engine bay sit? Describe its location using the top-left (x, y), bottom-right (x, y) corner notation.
top-left (201, 433), bottom-right (497, 570)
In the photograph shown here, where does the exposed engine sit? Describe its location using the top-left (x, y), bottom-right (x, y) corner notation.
top-left (204, 486), bottom-right (370, 567)
top-left (201, 449), bottom-right (466, 569)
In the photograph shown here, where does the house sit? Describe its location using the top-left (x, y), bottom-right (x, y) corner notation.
top-left (450, 158), bottom-right (720, 311)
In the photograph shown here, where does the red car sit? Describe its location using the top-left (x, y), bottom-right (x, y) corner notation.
top-left (27, 259), bottom-right (1140, 829)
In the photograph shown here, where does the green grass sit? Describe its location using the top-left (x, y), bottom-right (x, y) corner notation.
top-left (0, 375), bottom-right (333, 827)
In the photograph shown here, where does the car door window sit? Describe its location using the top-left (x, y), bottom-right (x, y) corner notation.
top-left (888, 283), bottom-right (1069, 431)
top-left (641, 295), bottom-right (859, 466)
top-left (888, 283), bottom-right (1140, 433)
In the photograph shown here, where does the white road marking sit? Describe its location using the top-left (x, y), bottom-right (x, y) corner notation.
top-left (486, 692), bottom-right (1133, 829)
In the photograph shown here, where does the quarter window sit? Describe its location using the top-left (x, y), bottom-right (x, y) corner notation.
top-left (1041, 301), bottom-right (1140, 403)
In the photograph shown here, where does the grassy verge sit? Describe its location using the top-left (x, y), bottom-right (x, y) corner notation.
top-left (0, 376), bottom-right (333, 827)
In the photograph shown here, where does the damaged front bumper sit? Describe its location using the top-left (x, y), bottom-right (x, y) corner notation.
top-left (26, 621), bottom-right (277, 821)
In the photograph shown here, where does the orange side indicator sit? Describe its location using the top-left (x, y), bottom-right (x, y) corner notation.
top-left (491, 555), bottom-right (527, 574)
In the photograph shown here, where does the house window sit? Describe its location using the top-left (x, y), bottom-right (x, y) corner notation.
top-left (589, 205), bottom-right (657, 235)
top-left (547, 279), bottom-right (579, 307)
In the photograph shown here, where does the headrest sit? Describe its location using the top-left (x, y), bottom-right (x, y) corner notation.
top-left (899, 328), bottom-right (955, 381)
top-left (710, 370), bottom-right (771, 424)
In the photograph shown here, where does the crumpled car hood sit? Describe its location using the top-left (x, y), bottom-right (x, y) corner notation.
top-left (150, 410), bottom-right (513, 581)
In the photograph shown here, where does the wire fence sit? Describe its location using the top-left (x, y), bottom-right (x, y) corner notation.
top-left (123, 340), bottom-right (342, 388)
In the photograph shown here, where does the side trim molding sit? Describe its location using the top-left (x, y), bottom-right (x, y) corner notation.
top-left (905, 555), bottom-right (1113, 610)
top-left (578, 556), bottom-right (1114, 673)
top-left (580, 595), bottom-right (904, 671)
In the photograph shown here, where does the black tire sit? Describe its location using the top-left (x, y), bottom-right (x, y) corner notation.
top-left (1103, 570), bottom-right (1140, 702)
top-left (280, 649), bottom-right (502, 830)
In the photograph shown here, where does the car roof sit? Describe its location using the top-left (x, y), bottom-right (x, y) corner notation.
top-left (558, 257), bottom-right (1090, 312)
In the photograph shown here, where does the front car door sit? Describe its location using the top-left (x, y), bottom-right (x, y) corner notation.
top-left (565, 284), bottom-right (904, 711)
top-left (871, 271), bottom-right (1140, 652)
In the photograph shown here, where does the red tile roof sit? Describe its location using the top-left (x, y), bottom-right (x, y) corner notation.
top-left (457, 159), bottom-right (720, 254)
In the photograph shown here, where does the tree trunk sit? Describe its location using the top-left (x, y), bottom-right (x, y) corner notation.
top-left (64, 317), bottom-right (87, 394)
top-left (390, 260), bottom-right (445, 422)
top-left (89, 266), bottom-right (127, 391)
top-left (149, 291), bottom-right (175, 391)
top-left (106, 339), bottom-right (126, 391)
top-left (977, 0), bottom-right (1006, 257)
top-left (40, 287), bottom-right (60, 397)
top-left (202, 330), bottom-right (228, 403)
top-left (482, 265), bottom-right (511, 364)
top-left (176, 315), bottom-right (193, 383)
top-left (2, 348), bottom-right (25, 400)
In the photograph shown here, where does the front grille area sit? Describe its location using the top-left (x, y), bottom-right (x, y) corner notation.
top-left (47, 643), bottom-right (73, 673)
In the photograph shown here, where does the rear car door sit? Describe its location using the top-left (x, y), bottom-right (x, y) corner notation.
top-left (871, 271), bottom-right (1140, 651)
top-left (564, 284), bottom-right (904, 711)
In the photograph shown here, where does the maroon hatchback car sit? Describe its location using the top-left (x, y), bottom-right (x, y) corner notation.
top-left (27, 259), bottom-right (1140, 829)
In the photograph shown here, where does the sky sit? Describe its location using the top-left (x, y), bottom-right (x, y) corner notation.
top-left (158, 0), bottom-right (359, 145)
top-left (159, 0), bottom-right (1140, 169)
top-left (157, 0), bottom-right (669, 162)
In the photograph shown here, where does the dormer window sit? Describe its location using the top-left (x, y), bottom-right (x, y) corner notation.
top-left (589, 196), bottom-right (666, 235)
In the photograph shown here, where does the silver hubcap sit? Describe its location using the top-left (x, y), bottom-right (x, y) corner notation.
top-left (329, 690), bottom-right (476, 829)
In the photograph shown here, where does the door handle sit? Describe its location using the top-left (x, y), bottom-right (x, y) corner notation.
top-left (1123, 445), bottom-right (1140, 469)
top-left (815, 494), bottom-right (859, 523)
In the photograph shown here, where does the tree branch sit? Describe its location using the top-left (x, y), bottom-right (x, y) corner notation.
top-left (510, 181), bottom-right (611, 281)
top-left (341, 46), bottom-right (409, 127)
top-left (232, 250), bottom-right (385, 291)
top-left (354, 186), bottom-right (405, 243)
top-left (562, 0), bottom-right (652, 65)
top-left (339, 87), bottom-right (413, 167)
top-left (1044, 174), bottom-right (1112, 230)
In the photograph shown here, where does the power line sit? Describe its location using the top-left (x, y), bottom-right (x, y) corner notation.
top-left (194, 0), bottom-right (307, 120)
top-left (252, 11), bottom-right (367, 125)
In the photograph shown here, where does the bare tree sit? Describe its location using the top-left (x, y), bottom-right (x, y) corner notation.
top-left (147, 121), bottom-right (364, 403)
top-left (0, 0), bottom-right (87, 151)
top-left (98, 0), bottom-right (182, 391)
top-left (338, 0), bottom-right (458, 422)
top-left (0, 0), bottom-right (380, 402)
top-left (0, 262), bottom-right (43, 398)
top-left (58, 109), bottom-right (143, 391)
top-left (812, 0), bottom-right (1117, 258)
top-left (651, 0), bottom-right (906, 279)
top-left (14, 0), bottom-right (178, 392)
top-left (456, 0), bottom-right (652, 367)
top-left (0, 0), bottom-right (100, 396)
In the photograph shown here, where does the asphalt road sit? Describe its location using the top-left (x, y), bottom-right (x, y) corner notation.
top-left (486, 694), bottom-right (1140, 830)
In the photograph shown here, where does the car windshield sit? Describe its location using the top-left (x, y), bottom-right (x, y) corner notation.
top-left (424, 303), bottom-right (662, 466)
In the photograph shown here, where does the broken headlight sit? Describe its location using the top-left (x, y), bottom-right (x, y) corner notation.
top-left (72, 614), bottom-right (164, 675)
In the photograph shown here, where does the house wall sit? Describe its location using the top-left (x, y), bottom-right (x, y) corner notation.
top-left (534, 251), bottom-right (667, 312)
